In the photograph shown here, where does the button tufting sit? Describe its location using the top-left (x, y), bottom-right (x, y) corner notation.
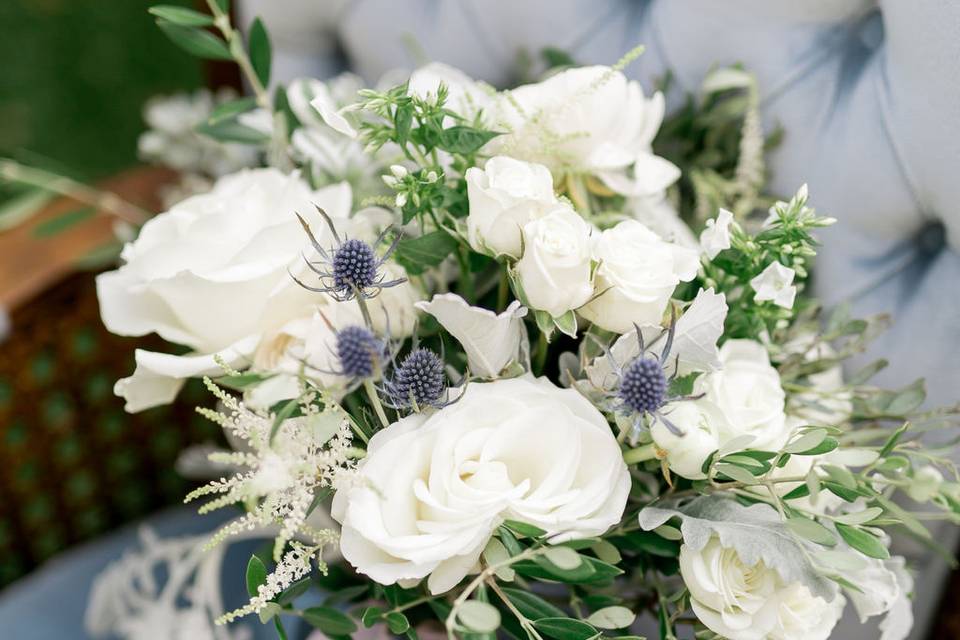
top-left (856, 9), bottom-right (884, 50)
top-left (916, 221), bottom-right (946, 255)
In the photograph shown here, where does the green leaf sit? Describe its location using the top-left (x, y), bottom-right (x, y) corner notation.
top-left (302, 607), bottom-right (358, 635)
top-left (259, 602), bottom-right (282, 624)
top-left (208, 96), bottom-right (258, 124)
top-left (482, 537), bottom-right (515, 581)
top-left (156, 22), bottom-right (232, 60)
top-left (714, 462), bottom-right (757, 484)
top-left (497, 526), bottom-right (523, 556)
top-left (553, 310), bottom-right (578, 338)
top-left (533, 617), bottom-right (599, 640)
top-left (814, 549), bottom-right (869, 572)
top-left (385, 612), bottom-right (410, 634)
top-left (786, 516), bottom-right (837, 547)
top-left (196, 118), bottom-right (270, 144)
top-left (245, 555), bottom-right (267, 598)
top-left (276, 577), bottom-right (312, 605)
top-left (394, 102), bottom-right (414, 147)
top-left (795, 436), bottom-right (839, 456)
top-left (822, 464), bottom-right (857, 490)
top-left (784, 429), bottom-right (827, 454)
top-left (360, 606), bottom-right (383, 628)
top-left (248, 17), bottom-right (272, 87)
top-left (591, 539), bottom-right (622, 564)
top-left (438, 126), bottom-right (500, 155)
top-left (214, 0), bottom-right (230, 12)
top-left (148, 5), bottom-right (213, 26)
top-left (457, 600), bottom-right (501, 634)
top-left (393, 230), bottom-right (458, 275)
top-left (586, 606), bottom-right (636, 630)
top-left (503, 520), bottom-right (547, 539)
top-left (835, 523), bottom-right (890, 560)
top-left (0, 189), bottom-right (53, 232)
top-left (886, 380), bottom-right (925, 415)
top-left (833, 507), bottom-right (883, 526)
top-left (616, 531), bottom-right (679, 558)
top-left (543, 546), bottom-right (582, 570)
top-left (32, 207), bottom-right (96, 237)
top-left (500, 587), bottom-right (565, 621)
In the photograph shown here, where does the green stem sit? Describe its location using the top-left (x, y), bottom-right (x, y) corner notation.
top-left (364, 379), bottom-right (389, 428)
top-left (496, 270), bottom-right (509, 312)
top-left (532, 331), bottom-right (549, 375)
top-left (623, 443), bottom-right (658, 465)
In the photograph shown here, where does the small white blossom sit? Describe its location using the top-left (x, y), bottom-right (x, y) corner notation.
top-left (750, 261), bottom-right (797, 308)
top-left (700, 208), bottom-right (734, 259)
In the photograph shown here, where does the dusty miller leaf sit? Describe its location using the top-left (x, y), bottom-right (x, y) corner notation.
top-left (638, 495), bottom-right (837, 600)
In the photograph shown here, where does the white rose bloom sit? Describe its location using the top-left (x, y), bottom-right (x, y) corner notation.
top-left (680, 536), bottom-right (843, 640)
top-left (580, 220), bottom-right (699, 333)
top-left (491, 66), bottom-right (676, 196)
top-left (516, 205), bottom-right (594, 317)
top-left (750, 262), bottom-right (797, 309)
top-left (332, 376), bottom-right (630, 594)
top-left (97, 168), bottom-right (353, 412)
top-left (697, 339), bottom-right (792, 452)
top-left (465, 156), bottom-right (557, 257)
top-left (700, 208), bottom-right (734, 259)
top-left (650, 400), bottom-right (724, 479)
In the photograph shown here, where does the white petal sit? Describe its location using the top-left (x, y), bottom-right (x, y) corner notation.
top-left (415, 293), bottom-right (528, 378)
top-left (310, 95), bottom-right (358, 139)
top-left (114, 336), bottom-right (259, 412)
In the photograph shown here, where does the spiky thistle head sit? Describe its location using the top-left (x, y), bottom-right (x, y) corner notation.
top-left (390, 348), bottom-right (446, 408)
top-left (617, 357), bottom-right (667, 414)
top-left (336, 325), bottom-right (385, 379)
top-left (292, 206), bottom-right (406, 301)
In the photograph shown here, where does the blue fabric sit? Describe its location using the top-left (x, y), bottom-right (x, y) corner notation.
top-left (0, 506), bottom-right (311, 639)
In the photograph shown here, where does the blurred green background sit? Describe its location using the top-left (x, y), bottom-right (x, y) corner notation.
top-left (0, 0), bottom-right (204, 179)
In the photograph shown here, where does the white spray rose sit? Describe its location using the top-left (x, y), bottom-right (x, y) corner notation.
top-left (491, 66), bottom-right (676, 196)
top-left (680, 536), bottom-right (843, 640)
top-left (579, 220), bottom-right (699, 333)
top-left (650, 400), bottom-right (724, 479)
top-left (516, 205), bottom-right (594, 317)
top-left (465, 156), bottom-right (557, 257)
top-left (332, 376), bottom-right (630, 594)
top-left (697, 340), bottom-right (791, 451)
top-left (96, 168), bottom-right (353, 412)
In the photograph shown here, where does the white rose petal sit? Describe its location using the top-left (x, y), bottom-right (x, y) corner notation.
top-left (465, 156), bottom-right (557, 257)
top-left (415, 293), bottom-right (528, 378)
top-left (697, 339), bottom-right (792, 452)
top-left (700, 208), bottom-right (734, 259)
top-left (332, 376), bottom-right (630, 594)
top-left (750, 261), bottom-right (797, 309)
top-left (516, 205), bottom-right (594, 317)
top-left (651, 400), bottom-right (723, 480)
top-left (580, 220), bottom-right (699, 334)
top-left (97, 168), bottom-right (354, 411)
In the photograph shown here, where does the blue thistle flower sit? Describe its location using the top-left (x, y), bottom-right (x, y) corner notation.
top-left (382, 347), bottom-right (459, 411)
top-left (335, 325), bottom-right (385, 380)
top-left (292, 206), bottom-right (405, 301)
top-left (618, 357), bottom-right (667, 414)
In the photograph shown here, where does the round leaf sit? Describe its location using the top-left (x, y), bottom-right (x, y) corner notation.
top-left (457, 600), bottom-right (501, 634)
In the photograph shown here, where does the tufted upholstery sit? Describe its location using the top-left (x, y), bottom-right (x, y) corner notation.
top-left (240, 2), bottom-right (960, 637)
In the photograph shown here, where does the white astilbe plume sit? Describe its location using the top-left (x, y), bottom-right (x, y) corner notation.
top-left (216, 529), bottom-right (338, 625)
top-left (185, 378), bottom-right (355, 621)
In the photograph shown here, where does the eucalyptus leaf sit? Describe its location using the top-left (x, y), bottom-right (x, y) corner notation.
top-left (786, 516), bottom-right (837, 547)
top-left (248, 17), bottom-right (272, 87)
top-left (148, 5), bottom-right (213, 27)
top-left (533, 617), bottom-right (599, 640)
top-left (639, 496), bottom-right (836, 600)
top-left (500, 587), bottom-right (565, 620)
top-left (835, 523), bottom-right (890, 560)
top-left (245, 555), bottom-right (267, 598)
top-left (544, 546), bottom-right (583, 570)
top-left (303, 607), bottom-right (358, 635)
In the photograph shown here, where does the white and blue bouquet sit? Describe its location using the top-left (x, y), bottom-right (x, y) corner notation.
top-left (56, 4), bottom-right (960, 640)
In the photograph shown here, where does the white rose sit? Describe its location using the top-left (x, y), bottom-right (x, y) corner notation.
top-left (491, 66), bottom-right (676, 196)
top-left (580, 220), bottom-right (699, 333)
top-left (700, 208), bottom-right (734, 259)
top-left (516, 205), bottom-right (594, 317)
top-left (465, 156), bottom-right (557, 257)
top-left (681, 536), bottom-right (843, 640)
top-left (650, 400), bottom-right (724, 479)
top-left (697, 339), bottom-right (791, 452)
top-left (97, 168), bottom-right (352, 411)
top-left (332, 376), bottom-right (630, 594)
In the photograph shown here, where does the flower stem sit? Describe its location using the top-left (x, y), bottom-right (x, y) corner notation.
top-left (623, 443), bottom-right (658, 465)
top-left (0, 159), bottom-right (151, 225)
top-left (364, 379), bottom-right (389, 428)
